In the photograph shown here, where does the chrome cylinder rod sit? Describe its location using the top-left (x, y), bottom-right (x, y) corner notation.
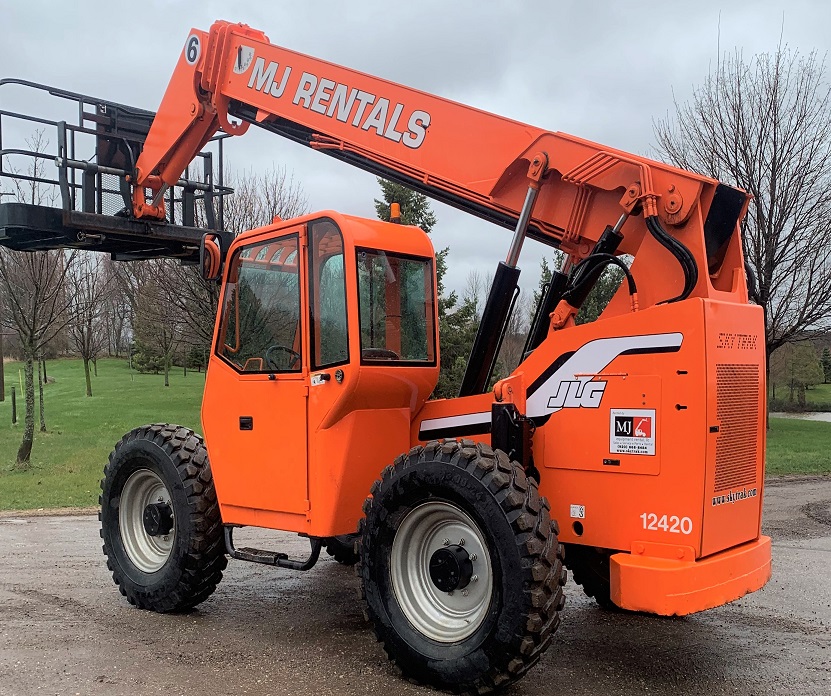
top-left (505, 185), bottom-right (539, 268)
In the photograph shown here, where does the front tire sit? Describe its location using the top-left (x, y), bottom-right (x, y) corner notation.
top-left (359, 440), bottom-right (566, 693)
top-left (100, 424), bottom-right (227, 612)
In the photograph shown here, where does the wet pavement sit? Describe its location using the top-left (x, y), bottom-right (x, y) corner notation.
top-left (0, 477), bottom-right (829, 696)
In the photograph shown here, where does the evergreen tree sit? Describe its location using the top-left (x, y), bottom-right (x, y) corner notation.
top-left (434, 294), bottom-right (481, 398)
top-left (532, 257), bottom-right (553, 308)
top-left (822, 347), bottom-right (831, 384)
top-left (374, 180), bottom-right (437, 233)
top-left (576, 266), bottom-right (624, 324)
top-left (374, 179), bottom-right (447, 295)
top-left (131, 339), bottom-right (165, 374)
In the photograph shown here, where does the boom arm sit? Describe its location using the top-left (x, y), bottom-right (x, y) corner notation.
top-left (136, 23), bottom-right (743, 244)
top-left (134, 21), bottom-right (751, 392)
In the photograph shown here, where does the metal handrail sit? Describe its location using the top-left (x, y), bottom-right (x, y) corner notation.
top-left (0, 77), bottom-right (232, 227)
top-left (0, 77), bottom-right (155, 116)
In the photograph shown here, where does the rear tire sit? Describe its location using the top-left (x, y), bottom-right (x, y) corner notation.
top-left (100, 424), bottom-right (227, 612)
top-left (359, 440), bottom-right (566, 693)
top-left (563, 544), bottom-right (618, 610)
top-left (324, 534), bottom-right (360, 566)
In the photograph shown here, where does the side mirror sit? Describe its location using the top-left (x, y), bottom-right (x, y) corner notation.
top-left (200, 233), bottom-right (222, 281)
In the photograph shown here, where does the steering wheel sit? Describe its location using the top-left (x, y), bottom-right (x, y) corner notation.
top-left (361, 347), bottom-right (401, 360)
top-left (264, 345), bottom-right (301, 371)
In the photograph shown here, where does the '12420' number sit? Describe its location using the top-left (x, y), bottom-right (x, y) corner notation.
top-left (639, 513), bottom-right (692, 535)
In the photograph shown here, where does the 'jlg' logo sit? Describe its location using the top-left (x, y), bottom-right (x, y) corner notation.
top-left (547, 380), bottom-right (607, 409)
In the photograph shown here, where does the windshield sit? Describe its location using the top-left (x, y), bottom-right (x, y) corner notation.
top-left (217, 235), bottom-right (302, 373)
top-left (357, 248), bottom-right (435, 364)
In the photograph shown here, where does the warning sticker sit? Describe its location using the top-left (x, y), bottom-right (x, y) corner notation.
top-left (610, 409), bottom-right (656, 456)
top-left (570, 504), bottom-right (585, 519)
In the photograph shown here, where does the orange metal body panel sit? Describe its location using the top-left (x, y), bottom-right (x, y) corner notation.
top-left (204, 360), bottom-right (310, 526)
top-left (525, 302), bottom-right (710, 557)
top-left (611, 536), bottom-right (772, 615)
top-left (202, 211), bottom-right (439, 536)
top-left (701, 302), bottom-right (766, 556)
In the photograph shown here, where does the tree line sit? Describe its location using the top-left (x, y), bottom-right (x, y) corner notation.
top-left (0, 166), bottom-right (308, 469)
top-left (0, 167), bottom-right (616, 470)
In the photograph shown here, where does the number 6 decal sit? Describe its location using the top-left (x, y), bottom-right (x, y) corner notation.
top-left (185, 35), bottom-right (201, 65)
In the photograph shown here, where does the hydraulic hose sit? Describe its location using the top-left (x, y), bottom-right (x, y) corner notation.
top-left (645, 215), bottom-right (698, 303)
top-left (564, 253), bottom-right (638, 305)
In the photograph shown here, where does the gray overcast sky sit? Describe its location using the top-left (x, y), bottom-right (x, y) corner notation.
top-left (1, 0), bottom-right (829, 297)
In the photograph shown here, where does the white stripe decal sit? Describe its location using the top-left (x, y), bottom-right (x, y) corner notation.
top-left (420, 411), bottom-right (491, 434)
top-left (418, 333), bottom-right (684, 435)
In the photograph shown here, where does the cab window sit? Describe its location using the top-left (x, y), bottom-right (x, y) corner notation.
top-left (357, 248), bottom-right (436, 364)
top-left (310, 220), bottom-right (348, 368)
top-left (217, 235), bottom-right (302, 373)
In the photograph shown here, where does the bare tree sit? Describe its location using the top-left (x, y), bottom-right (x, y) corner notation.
top-left (769, 342), bottom-right (824, 406)
top-left (150, 260), bottom-right (219, 373)
top-left (463, 270), bottom-right (487, 320)
top-left (38, 355), bottom-right (45, 432)
top-left (0, 248), bottom-right (75, 466)
top-left (654, 46), bottom-right (831, 374)
top-left (101, 257), bottom-right (132, 357)
top-left (135, 292), bottom-right (182, 387)
top-left (67, 252), bottom-right (111, 396)
top-left (3, 130), bottom-right (58, 207)
top-left (78, 164), bottom-right (308, 386)
top-left (115, 260), bottom-right (184, 387)
top-left (221, 165), bottom-right (308, 235)
top-left (0, 132), bottom-right (76, 466)
top-left (163, 164), bottom-right (310, 369)
top-left (496, 292), bottom-right (532, 376)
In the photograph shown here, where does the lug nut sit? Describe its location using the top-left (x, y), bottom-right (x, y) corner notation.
top-left (459, 538), bottom-right (466, 546)
top-left (471, 574), bottom-right (478, 583)
top-left (470, 553), bottom-right (477, 561)
top-left (442, 538), bottom-right (450, 546)
top-left (462, 589), bottom-right (469, 596)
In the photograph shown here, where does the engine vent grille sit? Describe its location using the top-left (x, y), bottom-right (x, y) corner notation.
top-left (714, 364), bottom-right (760, 492)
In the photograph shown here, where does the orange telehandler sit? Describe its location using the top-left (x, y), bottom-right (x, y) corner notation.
top-left (0, 20), bottom-right (771, 693)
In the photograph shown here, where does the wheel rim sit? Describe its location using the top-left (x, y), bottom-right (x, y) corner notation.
top-left (391, 501), bottom-right (494, 642)
top-left (119, 469), bottom-right (175, 573)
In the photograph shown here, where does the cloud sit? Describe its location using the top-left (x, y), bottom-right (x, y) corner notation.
top-left (2, 0), bottom-right (829, 297)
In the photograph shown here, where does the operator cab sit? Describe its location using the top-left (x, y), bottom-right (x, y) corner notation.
top-left (201, 211), bottom-right (440, 535)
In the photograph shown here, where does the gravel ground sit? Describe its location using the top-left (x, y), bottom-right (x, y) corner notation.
top-left (0, 477), bottom-right (829, 696)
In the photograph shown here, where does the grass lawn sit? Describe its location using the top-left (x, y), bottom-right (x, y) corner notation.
top-left (0, 358), bottom-right (827, 510)
top-left (0, 358), bottom-right (203, 510)
top-left (805, 382), bottom-right (831, 406)
top-left (765, 417), bottom-right (831, 476)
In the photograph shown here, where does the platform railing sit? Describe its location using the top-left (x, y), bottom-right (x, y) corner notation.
top-left (0, 78), bottom-right (232, 231)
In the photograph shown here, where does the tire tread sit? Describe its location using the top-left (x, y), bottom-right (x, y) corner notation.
top-left (100, 423), bottom-right (227, 613)
top-left (359, 438), bottom-right (566, 694)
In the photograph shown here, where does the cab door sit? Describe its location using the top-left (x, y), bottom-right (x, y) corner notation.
top-left (202, 227), bottom-right (310, 529)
